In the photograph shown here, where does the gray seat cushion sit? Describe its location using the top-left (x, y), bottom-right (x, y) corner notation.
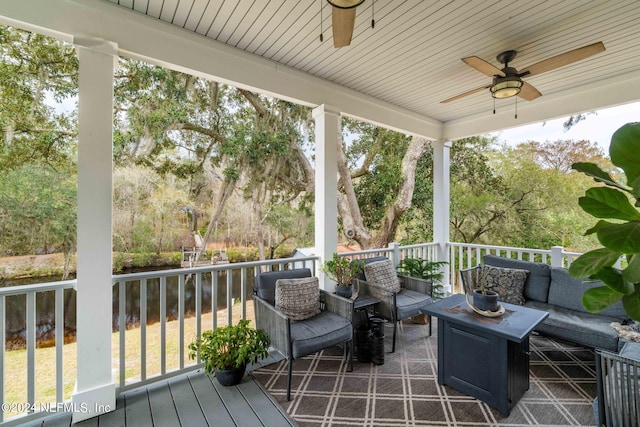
top-left (290, 310), bottom-right (353, 359)
top-left (525, 300), bottom-right (620, 351)
top-left (484, 255), bottom-right (551, 302)
top-left (395, 289), bottom-right (433, 320)
top-left (256, 268), bottom-right (312, 306)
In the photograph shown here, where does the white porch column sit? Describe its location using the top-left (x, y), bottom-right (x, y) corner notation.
top-left (433, 140), bottom-right (452, 294)
top-left (72, 37), bottom-right (117, 422)
top-left (313, 104), bottom-right (340, 290)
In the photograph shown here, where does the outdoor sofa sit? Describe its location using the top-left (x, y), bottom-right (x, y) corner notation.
top-left (473, 255), bottom-right (632, 352)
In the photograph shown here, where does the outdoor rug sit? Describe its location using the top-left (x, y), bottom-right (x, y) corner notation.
top-left (251, 320), bottom-right (597, 427)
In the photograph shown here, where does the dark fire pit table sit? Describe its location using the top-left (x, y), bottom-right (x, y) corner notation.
top-left (424, 293), bottom-right (548, 416)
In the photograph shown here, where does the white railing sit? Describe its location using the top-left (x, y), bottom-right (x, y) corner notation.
top-left (338, 242), bottom-right (440, 266)
top-left (112, 255), bottom-right (317, 392)
top-left (0, 280), bottom-right (76, 425)
top-left (0, 256), bottom-right (317, 424)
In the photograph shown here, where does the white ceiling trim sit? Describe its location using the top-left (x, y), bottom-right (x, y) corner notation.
top-left (0, 0), bottom-right (442, 140)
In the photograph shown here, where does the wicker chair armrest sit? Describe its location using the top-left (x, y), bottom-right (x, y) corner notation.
top-left (354, 278), bottom-right (397, 297)
top-left (459, 266), bottom-right (481, 295)
top-left (321, 289), bottom-right (354, 321)
top-left (354, 278), bottom-right (396, 320)
top-left (398, 274), bottom-right (433, 297)
top-left (253, 295), bottom-right (291, 357)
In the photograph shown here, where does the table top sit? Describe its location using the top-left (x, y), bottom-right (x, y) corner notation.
top-left (354, 294), bottom-right (380, 310)
top-left (424, 293), bottom-right (549, 342)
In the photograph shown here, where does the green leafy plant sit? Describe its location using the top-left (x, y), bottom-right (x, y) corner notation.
top-left (188, 319), bottom-right (270, 373)
top-left (321, 253), bottom-right (362, 287)
top-left (569, 122), bottom-right (640, 321)
top-left (397, 258), bottom-right (448, 300)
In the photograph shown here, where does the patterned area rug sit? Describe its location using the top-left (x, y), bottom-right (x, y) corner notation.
top-left (251, 321), bottom-right (597, 426)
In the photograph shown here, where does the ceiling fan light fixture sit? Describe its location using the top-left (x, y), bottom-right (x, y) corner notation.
top-left (327, 0), bottom-right (364, 9)
top-left (491, 76), bottom-right (523, 99)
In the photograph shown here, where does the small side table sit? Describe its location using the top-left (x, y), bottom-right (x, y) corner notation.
top-left (353, 294), bottom-right (380, 327)
top-left (352, 295), bottom-right (380, 363)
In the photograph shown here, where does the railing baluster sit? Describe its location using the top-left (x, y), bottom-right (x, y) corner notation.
top-left (26, 292), bottom-right (35, 411)
top-left (179, 274), bottom-right (185, 369)
top-left (195, 272), bottom-right (201, 364)
top-left (140, 278), bottom-right (147, 381)
top-left (241, 267), bottom-right (247, 320)
top-left (160, 276), bottom-right (166, 375)
top-left (55, 288), bottom-right (64, 403)
top-left (212, 271), bottom-right (218, 331)
top-left (227, 269), bottom-right (233, 326)
top-left (119, 280), bottom-right (126, 388)
top-left (1, 295), bottom-right (5, 423)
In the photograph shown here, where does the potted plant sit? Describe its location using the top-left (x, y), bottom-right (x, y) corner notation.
top-left (322, 252), bottom-right (362, 299)
top-left (188, 319), bottom-right (270, 386)
top-left (472, 275), bottom-right (499, 312)
top-left (396, 258), bottom-right (448, 300)
top-left (569, 122), bottom-right (640, 322)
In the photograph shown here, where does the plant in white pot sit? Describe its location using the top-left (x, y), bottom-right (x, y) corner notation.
top-left (321, 252), bottom-right (362, 299)
top-left (188, 319), bottom-right (270, 386)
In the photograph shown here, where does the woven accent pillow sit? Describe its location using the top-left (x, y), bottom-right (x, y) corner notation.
top-left (275, 277), bottom-right (321, 321)
top-left (363, 259), bottom-right (401, 294)
top-left (480, 265), bottom-right (528, 305)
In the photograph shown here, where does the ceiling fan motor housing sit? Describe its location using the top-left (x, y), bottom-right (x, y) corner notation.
top-left (496, 50), bottom-right (518, 65)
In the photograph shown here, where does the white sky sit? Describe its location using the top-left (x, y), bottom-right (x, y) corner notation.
top-left (490, 101), bottom-right (639, 153)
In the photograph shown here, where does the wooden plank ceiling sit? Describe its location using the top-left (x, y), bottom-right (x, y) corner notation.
top-left (104, 0), bottom-right (640, 126)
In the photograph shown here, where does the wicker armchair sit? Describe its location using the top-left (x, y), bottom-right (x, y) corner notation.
top-left (594, 346), bottom-right (640, 427)
top-left (354, 257), bottom-right (434, 353)
top-left (253, 268), bottom-right (354, 401)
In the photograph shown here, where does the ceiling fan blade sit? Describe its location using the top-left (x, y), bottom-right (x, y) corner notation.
top-left (462, 56), bottom-right (505, 78)
top-left (440, 85), bottom-right (491, 103)
top-left (332, 7), bottom-right (356, 48)
top-left (518, 82), bottom-right (542, 101)
top-left (521, 41), bottom-right (605, 77)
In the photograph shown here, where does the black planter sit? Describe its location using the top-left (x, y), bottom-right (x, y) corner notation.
top-left (472, 289), bottom-right (499, 312)
top-left (335, 284), bottom-right (353, 299)
top-left (370, 317), bottom-right (386, 365)
top-left (215, 364), bottom-right (246, 386)
top-left (356, 326), bottom-right (372, 362)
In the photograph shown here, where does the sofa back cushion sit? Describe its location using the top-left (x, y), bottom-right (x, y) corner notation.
top-left (483, 255), bottom-right (551, 302)
top-left (256, 268), bottom-right (312, 306)
top-left (548, 267), bottom-right (628, 319)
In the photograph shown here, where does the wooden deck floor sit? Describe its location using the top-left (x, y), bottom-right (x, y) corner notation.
top-left (24, 353), bottom-right (294, 427)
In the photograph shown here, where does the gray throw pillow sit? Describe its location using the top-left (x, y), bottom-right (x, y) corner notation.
top-left (480, 265), bottom-right (528, 305)
top-left (364, 259), bottom-right (401, 294)
top-left (275, 277), bottom-right (321, 321)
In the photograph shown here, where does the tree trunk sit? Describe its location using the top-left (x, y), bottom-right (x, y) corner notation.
top-left (338, 135), bottom-right (429, 249)
top-left (194, 177), bottom-right (237, 264)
